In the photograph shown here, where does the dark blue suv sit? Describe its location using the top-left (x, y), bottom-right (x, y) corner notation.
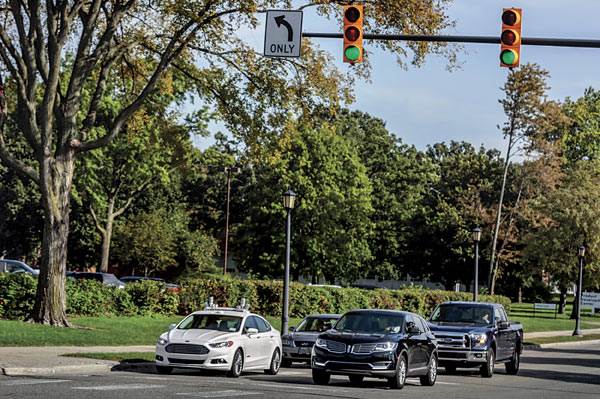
top-left (311, 309), bottom-right (438, 389)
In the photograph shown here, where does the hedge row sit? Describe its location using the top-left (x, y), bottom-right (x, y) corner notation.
top-left (0, 273), bottom-right (178, 319)
top-left (0, 273), bottom-right (511, 321)
top-left (178, 278), bottom-right (511, 318)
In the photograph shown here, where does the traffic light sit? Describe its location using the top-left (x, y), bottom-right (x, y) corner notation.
top-left (343, 4), bottom-right (364, 63)
top-left (500, 8), bottom-right (522, 68)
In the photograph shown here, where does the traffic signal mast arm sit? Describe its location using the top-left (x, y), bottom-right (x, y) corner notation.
top-left (303, 32), bottom-right (600, 49)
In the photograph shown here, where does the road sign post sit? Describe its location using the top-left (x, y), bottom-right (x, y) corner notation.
top-left (264, 10), bottom-right (303, 58)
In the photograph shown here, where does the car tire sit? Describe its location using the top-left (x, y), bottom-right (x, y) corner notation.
top-left (444, 365), bottom-right (457, 374)
top-left (420, 354), bottom-right (438, 386)
top-left (480, 348), bottom-right (495, 378)
top-left (281, 359), bottom-right (293, 368)
top-left (227, 349), bottom-right (244, 378)
top-left (264, 349), bottom-right (281, 375)
top-left (348, 375), bottom-right (364, 386)
top-left (312, 369), bottom-right (331, 385)
top-left (155, 365), bottom-right (172, 375)
top-left (388, 353), bottom-right (407, 390)
top-left (505, 347), bottom-right (520, 375)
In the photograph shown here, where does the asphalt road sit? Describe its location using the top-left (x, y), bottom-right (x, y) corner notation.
top-left (1, 343), bottom-right (599, 399)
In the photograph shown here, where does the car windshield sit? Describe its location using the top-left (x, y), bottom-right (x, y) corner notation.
top-left (103, 274), bottom-right (122, 284)
top-left (296, 317), bottom-right (339, 333)
top-left (177, 314), bottom-right (242, 332)
top-left (334, 313), bottom-right (404, 334)
top-left (431, 305), bottom-right (493, 326)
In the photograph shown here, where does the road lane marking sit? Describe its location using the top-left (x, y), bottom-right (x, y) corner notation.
top-left (72, 384), bottom-right (166, 391)
top-left (177, 390), bottom-right (262, 397)
top-left (3, 379), bottom-right (71, 386)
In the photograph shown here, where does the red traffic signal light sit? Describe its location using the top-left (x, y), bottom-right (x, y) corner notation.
top-left (343, 4), bottom-right (363, 63)
top-left (500, 8), bottom-right (522, 68)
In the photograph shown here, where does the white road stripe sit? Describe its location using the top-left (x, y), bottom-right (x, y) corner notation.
top-left (177, 390), bottom-right (262, 397)
top-left (3, 379), bottom-right (71, 386)
top-left (72, 384), bottom-right (166, 391)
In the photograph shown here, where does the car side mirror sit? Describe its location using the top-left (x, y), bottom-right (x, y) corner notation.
top-left (497, 321), bottom-right (509, 330)
top-left (289, 326), bottom-right (296, 332)
top-left (168, 323), bottom-right (177, 330)
top-left (246, 327), bottom-right (259, 336)
top-left (406, 322), bottom-right (419, 335)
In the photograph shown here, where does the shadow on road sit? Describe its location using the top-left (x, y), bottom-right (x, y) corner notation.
top-left (523, 356), bottom-right (600, 368)
top-left (517, 369), bottom-right (600, 386)
top-left (528, 347), bottom-right (600, 356)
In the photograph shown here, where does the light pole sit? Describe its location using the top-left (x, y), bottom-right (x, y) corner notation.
top-left (573, 245), bottom-right (586, 336)
top-left (223, 166), bottom-right (240, 275)
top-left (281, 189), bottom-right (296, 335)
top-left (472, 227), bottom-right (482, 302)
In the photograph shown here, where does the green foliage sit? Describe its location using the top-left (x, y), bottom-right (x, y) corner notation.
top-left (561, 88), bottom-right (600, 163)
top-left (0, 274), bottom-right (178, 319)
top-left (178, 277), bottom-right (511, 318)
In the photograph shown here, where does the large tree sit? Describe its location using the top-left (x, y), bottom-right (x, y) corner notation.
top-left (0, 1), bottom-right (457, 325)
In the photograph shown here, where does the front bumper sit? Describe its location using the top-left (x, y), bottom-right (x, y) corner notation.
top-left (311, 346), bottom-right (397, 378)
top-left (155, 344), bottom-right (235, 370)
top-left (283, 346), bottom-right (313, 361)
top-left (437, 348), bottom-right (488, 364)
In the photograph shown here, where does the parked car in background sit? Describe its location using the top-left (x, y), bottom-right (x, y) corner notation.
top-left (0, 259), bottom-right (39, 276)
top-left (120, 276), bottom-right (181, 292)
top-left (428, 301), bottom-right (523, 378)
top-left (311, 309), bottom-right (438, 389)
top-left (69, 272), bottom-right (125, 289)
top-left (155, 299), bottom-right (282, 377)
top-left (281, 314), bottom-right (341, 366)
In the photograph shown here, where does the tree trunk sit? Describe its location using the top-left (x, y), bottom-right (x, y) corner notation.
top-left (99, 198), bottom-right (115, 273)
top-left (518, 286), bottom-right (522, 304)
top-left (31, 152), bottom-right (75, 326)
top-left (558, 287), bottom-right (567, 314)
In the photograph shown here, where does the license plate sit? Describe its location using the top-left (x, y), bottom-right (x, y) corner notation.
top-left (299, 348), bottom-right (311, 355)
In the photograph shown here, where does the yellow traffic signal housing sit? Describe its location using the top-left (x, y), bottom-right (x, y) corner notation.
top-left (500, 8), bottom-right (522, 67)
top-left (343, 4), bottom-right (364, 63)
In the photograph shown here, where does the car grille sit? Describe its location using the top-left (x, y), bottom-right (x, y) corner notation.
top-left (294, 341), bottom-right (314, 348)
top-left (433, 332), bottom-right (470, 349)
top-left (167, 358), bottom-right (206, 364)
top-left (323, 340), bottom-right (346, 353)
top-left (165, 344), bottom-right (209, 355)
top-left (438, 351), bottom-right (468, 359)
top-left (351, 343), bottom-right (378, 354)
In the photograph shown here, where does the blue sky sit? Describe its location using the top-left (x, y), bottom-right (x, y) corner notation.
top-left (194, 1), bottom-right (600, 152)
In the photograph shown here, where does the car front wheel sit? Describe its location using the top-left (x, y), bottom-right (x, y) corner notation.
top-left (480, 348), bottom-right (495, 378)
top-left (312, 369), bottom-right (331, 385)
top-left (388, 353), bottom-right (407, 389)
top-left (228, 349), bottom-right (244, 378)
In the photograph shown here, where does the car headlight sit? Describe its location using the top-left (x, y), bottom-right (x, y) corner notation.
top-left (209, 341), bottom-right (234, 348)
top-left (282, 338), bottom-right (294, 346)
top-left (373, 342), bottom-right (398, 352)
top-left (315, 338), bottom-right (327, 348)
top-left (470, 333), bottom-right (487, 347)
top-left (157, 337), bottom-right (168, 346)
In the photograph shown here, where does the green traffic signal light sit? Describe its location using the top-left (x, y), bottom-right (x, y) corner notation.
top-left (344, 46), bottom-right (361, 61)
top-left (500, 49), bottom-right (518, 66)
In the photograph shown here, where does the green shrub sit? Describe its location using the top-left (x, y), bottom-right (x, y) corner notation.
top-left (0, 273), bottom-right (37, 319)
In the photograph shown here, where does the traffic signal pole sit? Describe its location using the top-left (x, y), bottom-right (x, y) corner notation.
top-left (303, 32), bottom-right (600, 49)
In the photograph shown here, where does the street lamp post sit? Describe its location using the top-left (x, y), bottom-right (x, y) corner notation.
top-left (573, 245), bottom-right (586, 336)
top-left (472, 227), bottom-right (482, 302)
top-left (281, 189), bottom-right (296, 336)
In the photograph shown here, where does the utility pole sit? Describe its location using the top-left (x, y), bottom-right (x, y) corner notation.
top-left (223, 167), bottom-right (240, 275)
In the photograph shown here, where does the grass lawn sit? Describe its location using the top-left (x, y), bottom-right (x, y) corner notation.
top-left (0, 315), bottom-right (303, 347)
top-left (509, 302), bottom-right (600, 333)
top-left (526, 334), bottom-right (600, 346)
top-left (62, 352), bottom-right (156, 362)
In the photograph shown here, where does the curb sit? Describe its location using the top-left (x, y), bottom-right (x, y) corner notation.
top-left (1, 363), bottom-right (115, 377)
top-left (524, 339), bottom-right (600, 349)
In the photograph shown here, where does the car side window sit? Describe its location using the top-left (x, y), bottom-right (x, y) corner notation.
top-left (414, 317), bottom-right (426, 333)
top-left (255, 317), bottom-right (271, 333)
top-left (494, 307), bottom-right (507, 323)
top-left (243, 316), bottom-right (259, 333)
top-left (404, 315), bottom-right (414, 332)
top-left (418, 317), bottom-right (430, 332)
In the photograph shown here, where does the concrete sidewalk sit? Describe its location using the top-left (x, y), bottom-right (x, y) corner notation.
top-left (0, 345), bottom-right (153, 376)
top-left (524, 328), bottom-right (600, 339)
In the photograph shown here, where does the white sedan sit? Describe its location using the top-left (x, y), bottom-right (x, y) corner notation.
top-left (155, 307), bottom-right (282, 377)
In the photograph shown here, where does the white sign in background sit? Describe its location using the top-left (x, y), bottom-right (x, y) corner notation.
top-left (264, 10), bottom-right (303, 58)
top-left (582, 292), bottom-right (600, 308)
